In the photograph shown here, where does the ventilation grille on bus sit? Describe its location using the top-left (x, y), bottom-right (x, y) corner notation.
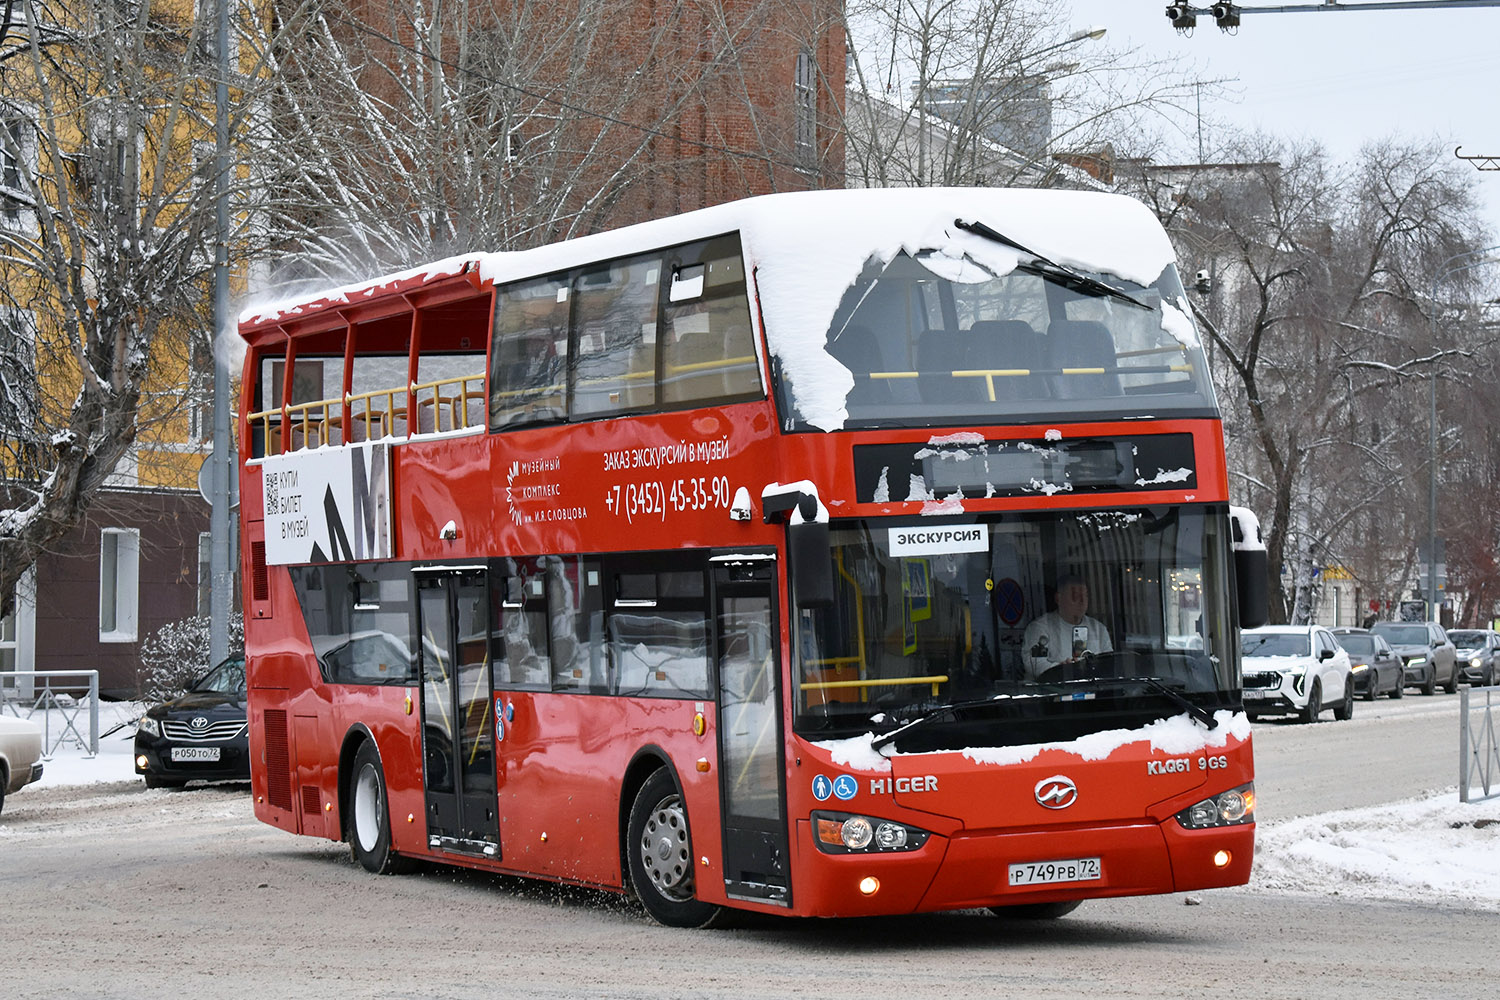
top-left (301, 784), bottom-right (321, 816)
top-left (250, 540), bottom-right (269, 602)
top-left (263, 709), bottom-right (292, 811)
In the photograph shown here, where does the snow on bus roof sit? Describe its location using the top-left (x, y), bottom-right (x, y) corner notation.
top-left (240, 188), bottom-right (1177, 429)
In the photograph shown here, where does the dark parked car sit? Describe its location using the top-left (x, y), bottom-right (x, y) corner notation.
top-left (1331, 628), bottom-right (1404, 700)
top-left (1448, 629), bottom-right (1500, 686)
top-left (134, 656), bottom-right (249, 788)
top-left (1369, 621), bottom-right (1458, 696)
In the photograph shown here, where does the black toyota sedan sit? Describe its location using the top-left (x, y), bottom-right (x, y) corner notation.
top-left (134, 656), bottom-right (249, 788)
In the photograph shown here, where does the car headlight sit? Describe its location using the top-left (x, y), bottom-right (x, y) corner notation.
top-left (1409, 656), bottom-right (1427, 666)
top-left (1350, 662), bottom-right (1368, 673)
top-left (1470, 656), bottom-right (1483, 668)
top-left (812, 811), bottom-right (932, 854)
top-left (1176, 783), bottom-right (1256, 829)
top-left (137, 716), bottom-right (161, 737)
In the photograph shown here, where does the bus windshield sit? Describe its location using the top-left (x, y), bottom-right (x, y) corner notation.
top-left (783, 251), bottom-right (1215, 429)
top-left (794, 506), bottom-right (1236, 751)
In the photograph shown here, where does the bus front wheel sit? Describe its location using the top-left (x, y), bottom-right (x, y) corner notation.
top-left (349, 740), bottom-right (412, 875)
top-left (627, 769), bottom-right (721, 928)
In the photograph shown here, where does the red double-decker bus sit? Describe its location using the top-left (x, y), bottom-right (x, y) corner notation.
top-left (237, 188), bottom-right (1267, 926)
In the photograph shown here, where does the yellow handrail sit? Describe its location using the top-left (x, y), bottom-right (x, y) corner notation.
top-left (248, 372), bottom-right (484, 453)
top-left (800, 675), bottom-right (950, 697)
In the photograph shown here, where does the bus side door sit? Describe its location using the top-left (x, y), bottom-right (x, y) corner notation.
top-left (415, 567), bottom-right (500, 858)
top-left (713, 553), bottom-right (791, 905)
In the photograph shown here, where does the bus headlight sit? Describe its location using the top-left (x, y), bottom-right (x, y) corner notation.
top-left (1176, 783), bottom-right (1255, 829)
top-left (813, 811), bottom-right (931, 854)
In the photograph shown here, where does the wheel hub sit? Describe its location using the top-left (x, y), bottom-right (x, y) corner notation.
top-left (640, 796), bottom-right (691, 898)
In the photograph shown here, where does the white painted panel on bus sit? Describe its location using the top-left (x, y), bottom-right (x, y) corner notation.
top-left (887, 524), bottom-right (988, 557)
top-left (261, 443), bottom-right (392, 565)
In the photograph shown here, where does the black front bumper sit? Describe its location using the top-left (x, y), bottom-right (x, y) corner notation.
top-left (133, 734), bottom-right (250, 782)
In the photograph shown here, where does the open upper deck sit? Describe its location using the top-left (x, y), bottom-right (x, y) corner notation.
top-left (238, 187), bottom-right (1217, 458)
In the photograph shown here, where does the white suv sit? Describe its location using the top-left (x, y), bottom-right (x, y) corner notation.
top-left (1240, 625), bottom-right (1354, 723)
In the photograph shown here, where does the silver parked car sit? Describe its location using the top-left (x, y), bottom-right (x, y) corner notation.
top-left (0, 715), bottom-right (45, 815)
top-left (1448, 629), bottom-right (1500, 687)
top-left (1369, 620), bottom-right (1458, 695)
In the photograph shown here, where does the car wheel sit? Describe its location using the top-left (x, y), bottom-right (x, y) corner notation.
top-left (990, 900), bottom-right (1083, 920)
top-left (0, 782), bottom-right (6, 816)
top-left (1421, 665), bottom-right (1437, 696)
top-left (143, 774), bottom-right (186, 789)
top-left (627, 768), bottom-right (721, 928)
top-left (1364, 673), bottom-right (1378, 701)
top-left (1300, 680), bottom-right (1322, 724)
top-left (1444, 664), bottom-right (1459, 694)
top-left (1334, 678), bottom-right (1355, 721)
top-left (1390, 668), bottom-right (1404, 699)
top-left (349, 740), bottom-right (413, 875)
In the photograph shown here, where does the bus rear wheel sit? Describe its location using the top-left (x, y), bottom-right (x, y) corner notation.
top-left (349, 741), bottom-right (412, 875)
top-left (627, 769), bottom-right (721, 928)
top-left (989, 900), bottom-right (1083, 920)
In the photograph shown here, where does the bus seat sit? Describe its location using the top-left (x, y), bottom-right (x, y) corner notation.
top-left (918, 328), bottom-right (982, 401)
top-left (460, 390), bottom-right (484, 429)
top-left (828, 324), bottom-right (890, 407)
top-left (1046, 320), bottom-right (1121, 398)
top-left (966, 320), bottom-right (1048, 400)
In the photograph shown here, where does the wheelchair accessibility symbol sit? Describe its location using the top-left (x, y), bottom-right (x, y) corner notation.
top-left (832, 774), bottom-right (858, 800)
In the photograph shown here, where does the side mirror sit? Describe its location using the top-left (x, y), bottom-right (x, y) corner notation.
top-left (1319, 649), bottom-right (1334, 661)
top-left (763, 482), bottom-right (833, 609)
top-left (1229, 507), bottom-right (1268, 630)
top-left (789, 521), bottom-right (834, 609)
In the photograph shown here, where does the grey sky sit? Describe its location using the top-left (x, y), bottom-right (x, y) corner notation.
top-left (1064, 0), bottom-right (1500, 238)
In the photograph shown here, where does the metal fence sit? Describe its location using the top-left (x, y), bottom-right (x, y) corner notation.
top-left (0, 670), bottom-right (100, 757)
top-left (1459, 684), bottom-right (1500, 803)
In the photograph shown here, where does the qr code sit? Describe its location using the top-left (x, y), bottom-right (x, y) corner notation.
top-left (264, 469), bottom-right (278, 513)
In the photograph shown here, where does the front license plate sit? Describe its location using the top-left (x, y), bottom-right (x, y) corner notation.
top-left (1008, 857), bottom-right (1102, 886)
top-left (170, 746), bottom-right (221, 762)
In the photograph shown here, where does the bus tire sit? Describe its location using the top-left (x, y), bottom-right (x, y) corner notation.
top-left (627, 769), bottom-right (721, 928)
top-left (989, 900), bottom-right (1083, 920)
top-left (349, 740), bottom-right (412, 875)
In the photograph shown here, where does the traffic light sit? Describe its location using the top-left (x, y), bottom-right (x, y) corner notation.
top-left (1211, 3), bottom-right (1241, 30)
top-left (1165, 3), bottom-right (1197, 30)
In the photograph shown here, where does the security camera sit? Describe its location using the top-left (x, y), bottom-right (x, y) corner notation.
top-left (1193, 269), bottom-right (1212, 294)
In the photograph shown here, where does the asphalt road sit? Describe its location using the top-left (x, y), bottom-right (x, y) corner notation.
top-left (2, 691), bottom-right (1493, 1000)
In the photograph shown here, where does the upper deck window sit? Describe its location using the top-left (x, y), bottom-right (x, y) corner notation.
top-left (488, 233), bottom-right (762, 431)
top-left (780, 250), bottom-right (1216, 430)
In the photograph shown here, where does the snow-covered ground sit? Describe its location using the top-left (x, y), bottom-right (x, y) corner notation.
top-left (15, 701), bottom-right (1500, 912)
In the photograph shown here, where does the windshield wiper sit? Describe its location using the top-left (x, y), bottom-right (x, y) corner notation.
top-left (1137, 677), bottom-right (1219, 729)
top-left (1036, 674), bottom-right (1220, 730)
top-left (954, 218), bottom-right (1152, 311)
top-left (870, 695), bottom-right (1021, 753)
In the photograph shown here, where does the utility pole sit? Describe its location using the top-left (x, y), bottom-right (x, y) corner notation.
top-left (208, 0), bottom-right (234, 665)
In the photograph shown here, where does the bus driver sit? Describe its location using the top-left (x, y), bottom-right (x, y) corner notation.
top-left (1022, 573), bottom-right (1113, 681)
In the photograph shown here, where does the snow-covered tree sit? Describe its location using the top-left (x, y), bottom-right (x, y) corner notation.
top-left (0, 2), bottom-right (261, 617)
top-left (1128, 136), bottom-right (1491, 624)
top-left (247, 0), bottom-right (844, 295)
top-left (839, 0), bottom-right (1206, 189)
